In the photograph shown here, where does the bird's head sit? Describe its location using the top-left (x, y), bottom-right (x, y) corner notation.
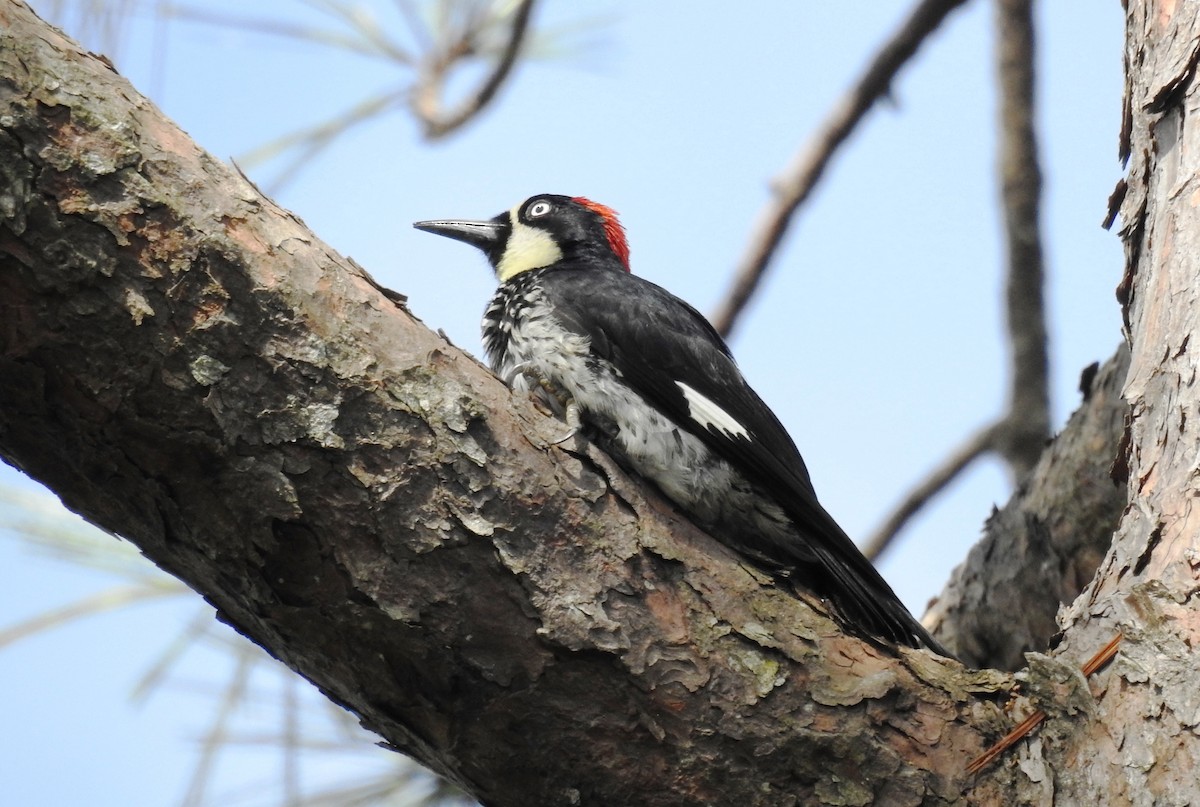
top-left (414, 194), bottom-right (630, 282)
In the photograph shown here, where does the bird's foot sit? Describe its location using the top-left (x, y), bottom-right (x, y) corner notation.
top-left (551, 400), bottom-right (582, 445)
top-left (502, 364), bottom-right (583, 444)
top-left (503, 362), bottom-right (535, 388)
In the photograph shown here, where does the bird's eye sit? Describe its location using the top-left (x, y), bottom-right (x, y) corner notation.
top-left (527, 201), bottom-right (552, 218)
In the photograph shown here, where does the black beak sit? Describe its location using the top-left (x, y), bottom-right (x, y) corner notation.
top-left (413, 218), bottom-right (505, 252)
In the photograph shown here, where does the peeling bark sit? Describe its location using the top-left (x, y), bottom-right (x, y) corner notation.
top-left (928, 346), bottom-right (1129, 671)
top-left (0, 4), bottom-right (1008, 805)
top-left (972, 2), bottom-right (1200, 804)
top-left (2, 1), bottom-right (1195, 805)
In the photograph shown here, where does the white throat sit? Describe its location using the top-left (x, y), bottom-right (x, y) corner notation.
top-left (496, 207), bottom-right (563, 282)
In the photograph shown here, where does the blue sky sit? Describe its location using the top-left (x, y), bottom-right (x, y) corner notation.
top-left (2, 2), bottom-right (1124, 804)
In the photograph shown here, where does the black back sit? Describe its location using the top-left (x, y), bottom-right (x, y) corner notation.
top-left (533, 265), bottom-right (944, 652)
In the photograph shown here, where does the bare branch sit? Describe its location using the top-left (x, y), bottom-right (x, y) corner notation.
top-left (0, 585), bottom-right (176, 649)
top-left (863, 422), bottom-right (1001, 561)
top-left (412, 0), bottom-right (539, 139)
top-left (236, 89), bottom-right (403, 192)
top-left (165, 2), bottom-right (413, 63)
top-left (993, 0), bottom-right (1050, 480)
top-left (165, 1), bottom-right (547, 186)
top-left (395, 0), bottom-right (434, 51)
top-left (710, 0), bottom-right (973, 338)
top-left (863, 0), bottom-right (1050, 558)
top-left (182, 651), bottom-right (254, 807)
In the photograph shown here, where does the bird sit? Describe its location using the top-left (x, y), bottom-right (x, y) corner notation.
top-left (414, 194), bottom-right (947, 654)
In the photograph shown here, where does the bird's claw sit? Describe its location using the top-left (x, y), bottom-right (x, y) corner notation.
top-left (503, 364), bottom-right (581, 445)
top-left (503, 362), bottom-right (534, 388)
top-left (552, 400), bottom-right (582, 444)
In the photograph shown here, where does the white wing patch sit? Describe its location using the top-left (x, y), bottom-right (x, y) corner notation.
top-left (676, 381), bottom-right (750, 439)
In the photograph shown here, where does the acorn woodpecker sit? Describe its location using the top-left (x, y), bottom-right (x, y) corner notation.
top-left (414, 194), bottom-right (945, 653)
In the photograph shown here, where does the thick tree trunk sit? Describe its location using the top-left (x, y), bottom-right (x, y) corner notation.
top-left (1033, 2), bottom-right (1200, 803)
top-left (0, 1), bottom-right (1191, 804)
top-left (956, 1), bottom-right (1200, 803)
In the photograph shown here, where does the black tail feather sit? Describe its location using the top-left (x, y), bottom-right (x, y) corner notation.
top-left (807, 542), bottom-right (952, 657)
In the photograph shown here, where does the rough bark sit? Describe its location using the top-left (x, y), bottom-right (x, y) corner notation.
top-left (971, 2), bottom-right (1200, 803)
top-left (928, 346), bottom-right (1129, 671)
top-left (1, 1), bottom-right (1192, 805)
top-left (0, 4), bottom-right (1008, 805)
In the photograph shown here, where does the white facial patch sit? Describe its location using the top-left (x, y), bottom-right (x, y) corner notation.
top-left (676, 381), bottom-right (749, 439)
top-left (497, 208), bottom-right (563, 282)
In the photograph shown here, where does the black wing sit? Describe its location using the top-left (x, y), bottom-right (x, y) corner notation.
top-left (541, 268), bottom-right (941, 651)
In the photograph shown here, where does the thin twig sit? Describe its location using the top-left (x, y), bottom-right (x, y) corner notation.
top-left (0, 584), bottom-right (176, 649)
top-left (165, 2), bottom-right (412, 63)
top-left (994, 0), bottom-right (1050, 479)
top-left (710, 0), bottom-right (973, 338)
top-left (236, 89), bottom-right (402, 191)
top-left (395, 0), bottom-right (433, 51)
top-left (966, 634), bottom-right (1123, 775)
top-left (863, 422), bottom-right (1001, 561)
top-left (864, 0), bottom-right (1049, 559)
top-left (284, 672), bottom-right (300, 807)
top-left (412, 0), bottom-right (538, 139)
top-left (131, 609), bottom-right (216, 701)
top-left (181, 649), bottom-right (255, 807)
top-left (301, 0), bottom-right (414, 63)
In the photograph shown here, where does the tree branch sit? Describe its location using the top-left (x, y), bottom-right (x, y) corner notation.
top-left (862, 0), bottom-right (1050, 560)
top-left (925, 347), bottom-right (1129, 670)
top-left (710, 0), bottom-right (973, 339)
top-left (970, 3), bottom-right (1200, 796)
top-left (863, 423), bottom-right (1001, 562)
top-left (411, 0), bottom-right (538, 140)
top-left (993, 0), bottom-right (1050, 480)
top-left (0, 4), bottom-right (1005, 805)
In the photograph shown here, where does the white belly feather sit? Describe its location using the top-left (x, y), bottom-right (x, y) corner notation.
top-left (487, 291), bottom-right (791, 544)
